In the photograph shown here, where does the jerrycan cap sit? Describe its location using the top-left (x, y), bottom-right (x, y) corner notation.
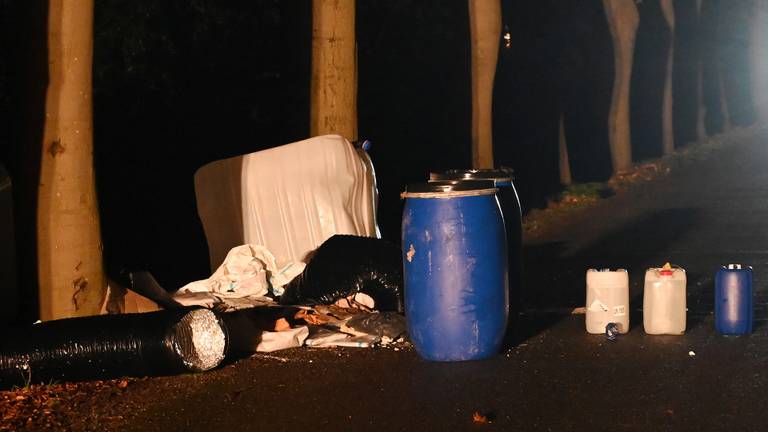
top-left (659, 262), bottom-right (674, 276)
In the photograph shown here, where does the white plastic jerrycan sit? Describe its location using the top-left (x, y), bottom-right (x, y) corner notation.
top-left (586, 269), bottom-right (630, 334)
top-left (643, 263), bottom-right (686, 335)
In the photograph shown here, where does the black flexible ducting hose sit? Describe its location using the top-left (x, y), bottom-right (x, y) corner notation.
top-left (0, 308), bottom-right (228, 389)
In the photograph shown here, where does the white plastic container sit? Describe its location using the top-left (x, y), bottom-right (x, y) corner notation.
top-left (643, 266), bottom-right (686, 335)
top-left (586, 269), bottom-right (630, 334)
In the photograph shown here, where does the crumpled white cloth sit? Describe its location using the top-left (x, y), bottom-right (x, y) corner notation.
top-left (257, 326), bottom-right (310, 352)
top-left (173, 244), bottom-right (305, 308)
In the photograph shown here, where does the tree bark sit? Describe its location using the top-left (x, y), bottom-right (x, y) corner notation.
top-left (38, 0), bottom-right (105, 320)
top-left (751, 0), bottom-right (768, 125)
top-left (310, 0), bottom-right (357, 140)
top-left (558, 114), bottom-right (572, 185)
top-left (695, 0), bottom-right (707, 141)
top-left (603, 0), bottom-right (639, 173)
top-left (718, 60), bottom-right (732, 132)
top-left (661, 0), bottom-right (675, 154)
top-left (469, 0), bottom-right (501, 169)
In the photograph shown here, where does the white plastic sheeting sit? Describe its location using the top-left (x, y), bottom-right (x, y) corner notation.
top-left (195, 135), bottom-right (379, 271)
top-left (172, 244), bottom-right (304, 310)
top-left (177, 244), bottom-right (305, 299)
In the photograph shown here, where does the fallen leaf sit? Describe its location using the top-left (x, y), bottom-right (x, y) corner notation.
top-left (472, 411), bottom-right (489, 424)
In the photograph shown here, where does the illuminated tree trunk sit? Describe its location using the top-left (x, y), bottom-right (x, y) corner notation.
top-left (751, 0), bottom-right (768, 125)
top-left (695, 0), bottom-right (707, 140)
top-left (661, 0), bottom-right (675, 154)
top-left (603, 0), bottom-right (639, 172)
top-left (558, 115), bottom-right (572, 185)
top-left (469, 0), bottom-right (501, 169)
top-left (310, 0), bottom-right (357, 140)
top-left (38, 0), bottom-right (105, 320)
top-left (718, 62), bottom-right (732, 131)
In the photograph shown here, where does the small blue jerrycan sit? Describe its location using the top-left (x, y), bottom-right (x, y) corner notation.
top-left (715, 264), bottom-right (753, 335)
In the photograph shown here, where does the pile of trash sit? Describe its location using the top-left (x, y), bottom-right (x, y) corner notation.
top-left (0, 136), bottom-right (408, 388)
top-left (0, 234), bottom-right (406, 388)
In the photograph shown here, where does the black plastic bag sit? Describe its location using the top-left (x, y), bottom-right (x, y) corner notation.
top-left (0, 308), bottom-right (228, 388)
top-left (343, 312), bottom-right (407, 339)
top-left (279, 235), bottom-right (404, 312)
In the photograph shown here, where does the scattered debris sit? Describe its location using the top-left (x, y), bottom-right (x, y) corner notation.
top-left (688, 350), bottom-right (696, 357)
top-left (472, 411), bottom-right (490, 424)
top-left (250, 353), bottom-right (290, 363)
top-left (296, 305), bottom-right (408, 349)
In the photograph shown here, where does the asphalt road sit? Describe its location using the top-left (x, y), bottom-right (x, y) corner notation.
top-left (11, 127), bottom-right (768, 431)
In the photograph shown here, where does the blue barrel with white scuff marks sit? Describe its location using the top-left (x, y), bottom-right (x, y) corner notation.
top-left (429, 168), bottom-right (522, 320)
top-left (402, 180), bottom-right (508, 361)
top-left (715, 264), bottom-right (753, 335)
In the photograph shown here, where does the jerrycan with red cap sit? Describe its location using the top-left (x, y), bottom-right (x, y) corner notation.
top-left (643, 263), bottom-right (686, 335)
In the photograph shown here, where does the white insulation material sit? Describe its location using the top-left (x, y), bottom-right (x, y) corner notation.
top-left (175, 309), bottom-right (227, 372)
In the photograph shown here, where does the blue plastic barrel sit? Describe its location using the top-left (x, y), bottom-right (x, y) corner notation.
top-left (430, 168), bottom-right (522, 318)
top-left (715, 264), bottom-right (753, 335)
top-left (402, 180), bottom-right (508, 361)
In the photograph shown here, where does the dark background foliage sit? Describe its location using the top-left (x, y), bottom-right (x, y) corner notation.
top-left (0, 0), bottom-right (756, 300)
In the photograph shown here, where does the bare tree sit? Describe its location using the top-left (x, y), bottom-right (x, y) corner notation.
top-left (310, 0), bottom-right (357, 140)
top-left (718, 61), bottom-right (732, 132)
top-left (558, 115), bottom-right (572, 185)
top-left (603, 0), bottom-right (639, 172)
top-left (751, 0), bottom-right (768, 125)
top-left (695, 0), bottom-right (707, 140)
top-left (38, 0), bottom-right (105, 320)
top-left (661, 0), bottom-right (675, 154)
top-left (469, 0), bottom-right (501, 169)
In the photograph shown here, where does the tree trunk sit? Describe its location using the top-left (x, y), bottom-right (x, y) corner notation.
top-left (558, 114), bottom-right (572, 185)
top-left (310, 0), bottom-right (357, 140)
top-left (38, 0), bottom-right (104, 320)
top-left (603, 0), bottom-right (639, 173)
top-left (751, 0), bottom-right (768, 125)
top-left (695, 0), bottom-right (707, 141)
top-left (661, 0), bottom-right (675, 154)
top-left (718, 60), bottom-right (732, 131)
top-left (469, 0), bottom-right (501, 169)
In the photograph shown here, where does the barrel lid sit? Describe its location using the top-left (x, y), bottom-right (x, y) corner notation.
top-left (724, 264), bottom-right (752, 270)
top-left (429, 168), bottom-right (514, 183)
top-left (588, 268), bottom-right (627, 273)
top-left (402, 180), bottom-right (496, 197)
